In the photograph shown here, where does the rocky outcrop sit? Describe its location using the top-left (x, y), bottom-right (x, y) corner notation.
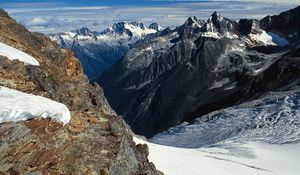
top-left (260, 6), bottom-right (300, 40)
top-left (0, 9), bottom-right (162, 175)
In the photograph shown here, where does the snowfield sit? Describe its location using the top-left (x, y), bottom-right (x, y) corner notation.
top-left (0, 86), bottom-right (70, 124)
top-left (246, 31), bottom-right (289, 47)
top-left (0, 42), bottom-right (40, 66)
top-left (135, 137), bottom-right (300, 175)
top-left (140, 87), bottom-right (300, 175)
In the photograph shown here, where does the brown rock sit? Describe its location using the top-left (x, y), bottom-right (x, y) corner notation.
top-left (0, 9), bottom-right (163, 175)
top-left (88, 117), bottom-right (99, 124)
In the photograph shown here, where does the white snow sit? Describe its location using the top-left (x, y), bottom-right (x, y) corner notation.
top-left (224, 82), bottom-right (237, 90)
top-left (0, 86), bottom-right (70, 125)
top-left (124, 23), bottom-right (157, 37)
top-left (143, 88), bottom-right (300, 175)
top-left (246, 31), bottom-right (289, 47)
top-left (202, 31), bottom-right (239, 39)
top-left (0, 42), bottom-right (40, 66)
top-left (135, 137), bottom-right (300, 175)
top-left (209, 78), bottom-right (230, 89)
top-left (248, 31), bottom-right (276, 46)
top-left (50, 23), bottom-right (158, 47)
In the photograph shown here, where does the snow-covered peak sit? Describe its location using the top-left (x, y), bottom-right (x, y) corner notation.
top-left (184, 16), bottom-right (205, 28)
top-left (201, 12), bottom-right (238, 39)
top-left (50, 21), bottom-right (161, 48)
top-left (149, 23), bottom-right (163, 31)
top-left (209, 11), bottom-right (223, 21)
top-left (108, 22), bottom-right (129, 34)
top-left (104, 21), bottom-right (159, 38)
top-left (73, 27), bottom-right (94, 36)
top-left (206, 11), bottom-right (226, 28)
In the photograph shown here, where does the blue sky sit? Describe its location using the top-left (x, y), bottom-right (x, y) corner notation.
top-left (1, 0), bottom-right (299, 33)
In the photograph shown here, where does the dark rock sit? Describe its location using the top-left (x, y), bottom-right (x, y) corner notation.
top-left (98, 7), bottom-right (300, 138)
top-left (260, 6), bottom-right (300, 40)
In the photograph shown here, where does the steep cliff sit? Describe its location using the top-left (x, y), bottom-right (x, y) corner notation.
top-left (98, 7), bottom-right (300, 138)
top-left (0, 9), bottom-right (162, 175)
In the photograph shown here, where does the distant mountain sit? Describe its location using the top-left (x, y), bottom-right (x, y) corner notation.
top-left (97, 6), bottom-right (300, 138)
top-left (49, 22), bottom-right (162, 79)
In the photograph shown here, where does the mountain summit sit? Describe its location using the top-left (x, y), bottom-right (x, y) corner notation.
top-left (50, 21), bottom-right (162, 78)
top-left (98, 7), bottom-right (300, 138)
top-left (201, 11), bottom-right (239, 38)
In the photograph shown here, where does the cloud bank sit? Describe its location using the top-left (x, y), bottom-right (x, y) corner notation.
top-left (2, 1), bottom-right (299, 33)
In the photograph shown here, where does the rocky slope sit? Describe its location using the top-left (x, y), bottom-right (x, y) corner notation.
top-left (50, 22), bottom-right (161, 79)
top-left (0, 9), bottom-right (162, 175)
top-left (98, 6), bottom-right (300, 138)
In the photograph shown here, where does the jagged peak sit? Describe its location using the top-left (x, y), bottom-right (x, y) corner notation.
top-left (73, 27), bottom-right (93, 36)
top-left (208, 11), bottom-right (224, 23)
top-left (129, 21), bottom-right (146, 29)
top-left (111, 21), bottom-right (149, 32)
top-left (212, 11), bottom-right (221, 18)
top-left (112, 22), bottom-right (125, 30)
top-left (201, 11), bottom-right (239, 39)
top-left (184, 16), bottom-right (205, 28)
top-left (185, 16), bottom-right (196, 24)
top-left (149, 22), bottom-right (162, 31)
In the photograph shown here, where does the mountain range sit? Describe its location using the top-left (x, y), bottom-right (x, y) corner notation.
top-left (50, 22), bottom-right (162, 79)
top-left (97, 6), bottom-right (300, 138)
top-left (1, 5), bottom-right (300, 175)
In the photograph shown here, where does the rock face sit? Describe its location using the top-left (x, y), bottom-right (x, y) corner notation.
top-left (49, 22), bottom-right (161, 79)
top-left (98, 6), bottom-right (300, 138)
top-left (0, 9), bottom-right (162, 175)
top-left (260, 6), bottom-right (300, 40)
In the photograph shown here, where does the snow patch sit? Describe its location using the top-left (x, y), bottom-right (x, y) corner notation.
top-left (209, 78), bottom-right (230, 89)
top-left (202, 31), bottom-right (238, 39)
top-left (0, 86), bottom-right (71, 125)
top-left (0, 42), bottom-right (40, 66)
top-left (246, 31), bottom-right (289, 47)
top-left (224, 82), bottom-right (237, 90)
top-left (124, 23), bottom-right (157, 37)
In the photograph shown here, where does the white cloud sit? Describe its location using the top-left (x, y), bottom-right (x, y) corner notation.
top-left (4, 1), bottom-right (299, 33)
top-left (151, 0), bottom-right (300, 4)
top-left (26, 17), bottom-right (49, 25)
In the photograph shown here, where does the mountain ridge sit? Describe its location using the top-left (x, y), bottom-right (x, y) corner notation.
top-left (0, 9), bottom-right (162, 174)
top-left (49, 21), bottom-right (162, 79)
top-left (98, 6), bottom-right (300, 138)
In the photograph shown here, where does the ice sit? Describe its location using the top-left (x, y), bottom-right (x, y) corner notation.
top-left (145, 88), bottom-right (300, 175)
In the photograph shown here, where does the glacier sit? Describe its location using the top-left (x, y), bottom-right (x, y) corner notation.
top-left (141, 87), bottom-right (300, 175)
